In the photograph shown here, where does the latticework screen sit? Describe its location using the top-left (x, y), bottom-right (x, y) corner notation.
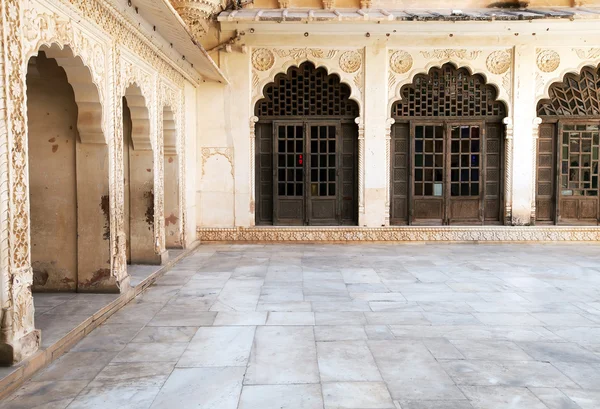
top-left (538, 66), bottom-right (600, 117)
top-left (255, 62), bottom-right (359, 118)
top-left (392, 64), bottom-right (507, 118)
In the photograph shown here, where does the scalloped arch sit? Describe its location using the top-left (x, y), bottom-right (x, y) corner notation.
top-left (536, 62), bottom-right (600, 110)
top-left (254, 61), bottom-right (359, 118)
top-left (389, 60), bottom-right (510, 117)
top-left (26, 43), bottom-right (105, 144)
top-left (390, 62), bottom-right (508, 119)
top-left (253, 58), bottom-right (362, 116)
top-left (124, 83), bottom-right (151, 151)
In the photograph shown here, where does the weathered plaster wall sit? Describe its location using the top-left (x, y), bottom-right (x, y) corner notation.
top-left (27, 53), bottom-right (78, 292)
top-left (164, 152), bottom-right (181, 248)
top-left (184, 82), bottom-right (197, 245)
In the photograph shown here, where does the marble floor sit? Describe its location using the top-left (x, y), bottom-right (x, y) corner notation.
top-left (2, 243), bottom-right (600, 409)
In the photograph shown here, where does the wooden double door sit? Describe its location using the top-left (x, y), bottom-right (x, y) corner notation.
top-left (266, 121), bottom-right (357, 226)
top-left (536, 121), bottom-right (600, 224)
top-left (391, 120), bottom-right (503, 225)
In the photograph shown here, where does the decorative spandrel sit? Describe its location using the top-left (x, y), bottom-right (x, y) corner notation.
top-left (392, 63), bottom-right (506, 119)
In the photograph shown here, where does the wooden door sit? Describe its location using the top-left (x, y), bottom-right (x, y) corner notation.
top-left (273, 122), bottom-right (305, 225)
top-left (447, 123), bottom-right (484, 224)
top-left (411, 123), bottom-right (445, 225)
top-left (536, 123), bottom-right (556, 223)
top-left (307, 123), bottom-right (340, 225)
top-left (557, 122), bottom-right (600, 224)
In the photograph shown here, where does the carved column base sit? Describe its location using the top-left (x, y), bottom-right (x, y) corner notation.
top-left (0, 329), bottom-right (40, 366)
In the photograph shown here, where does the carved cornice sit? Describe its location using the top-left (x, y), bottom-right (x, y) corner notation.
top-left (170, 0), bottom-right (220, 41)
top-left (198, 227), bottom-right (600, 242)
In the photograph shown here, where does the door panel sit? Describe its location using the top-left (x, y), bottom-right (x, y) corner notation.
top-left (256, 123), bottom-right (273, 225)
top-left (390, 123), bottom-right (409, 225)
top-left (273, 123), bottom-right (305, 225)
top-left (485, 123), bottom-right (503, 223)
top-left (536, 123), bottom-right (556, 223)
top-left (412, 124), bottom-right (445, 224)
top-left (558, 123), bottom-right (600, 224)
top-left (308, 124), bottom-right (339, 225)
top-left (341, 123), bottom-right (358, 224)
top-left (448, 124), bottom-right (483, 223)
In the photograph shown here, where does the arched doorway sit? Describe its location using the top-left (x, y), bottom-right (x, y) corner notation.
top-left (163, 106), bottom-right (182, 248)
top-left (536, 66), bottom-right (600, 225)
top-left (254, 62), bottom-right (359, 226)
top-left (26, 45), bottom-right (113, 292)
top-left (390, 63), bottom-right (507, 225)
top-left (123, 85), bottom-right (158, 264)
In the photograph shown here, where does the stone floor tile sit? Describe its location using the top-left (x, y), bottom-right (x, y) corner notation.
top-left (346, 283), bottom-right (389, 293)
top-left (131, 326), bottom-right (198, 343)
top-left (422, 312), bottom-right (482, 326)
top-left (530, 312), bottom-right (597, 326)
top-left (365, 312), bottom-right (430, 325)
top-left (314, 325), bottom-right (368, 341)
top-left (528, 387), bottom-right (582, 409)
top-left (351, 293), bottom-right (407, 302)
top-left (177, 326), bottom-right (255, 367)
top-left (517, 341), bottom-right (600, 363)
top-left (238, 384), bottom-right (324, 409)
top-left (108, 301), bottom-right (166, 325)
top-left (245, 326), bottom-right (319, 384)
top-left (266, 312), bottom-right (315, 325)
top-left (150, 367), bottom-right (245, 409)
top-left (365, 325), bottom-right (395, 340)
top-left (341, 268), bottom-right (381, 283)
top-left (0, 380), bottom-right (89, 409)
top-left (395, 400), bottom-right (474, 409)
top-left (71, 323), bottom-right (142, 352)
top-left (459, 386), bottom-right (548, 409)
top-left (449, 339), bottom-right (533, 361)
top-left (213, 311), bottom-right (268, 325)
top-left (423, 338), bottom-right (465, 360)
top-left (148, 305), bottom-right (217, 326)
top-left (113, 342), bottom-right (187, 363)
top-left (34, 351), bottom-right (116, 381)
top-left (317, 341), bottom-right (381, 382)
top-left (551, 362), bottom-right (600, 389)
top-left (315, 312), bottom-right (367, 325)
top-left (322, 382), bottom-right (395, 409)
top-left (68, 384), bottom-right (161, 409)
top-left (312, 301), bottom-right (371, 312)
top-left (561, 388), bottom-right (600, 409)
top-left (369, 301), bottom-right (421, 312)
top-left (418, 301), bottom-right (475, 313)
top-left (441, 360), bottom-right (578, 388)
top-left (257, 301), bottom-right (313, 311)
top-left (472, 313), bottom-right (544, 326)
top-left (547, 327), bottom-right (600, 344)
top-left (89, 362), bottom-right (175, 388)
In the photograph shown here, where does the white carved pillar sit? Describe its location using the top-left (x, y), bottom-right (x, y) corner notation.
top-left (384, 118), bottom-right (395, 226)
top-left (503, 117), bottom-right (514, 225)
top-left (356, 117), bottom-right (365, 223)
top-left (153, 75), bottom-right (167, 262)
top-left (0, 0), bottom-right (40, 365)
top-left (530, 117), bottom-right (543, 223)
top-left (110, 46), bottom-right (129, 289)
top-left (249, 116), bottom-right (258, 226)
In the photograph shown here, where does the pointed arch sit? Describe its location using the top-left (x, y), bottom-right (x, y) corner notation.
top-left (537, 65), bottom-right (600, 117)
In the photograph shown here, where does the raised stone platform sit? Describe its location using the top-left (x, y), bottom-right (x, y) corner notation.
top-left (198, 226), bottom-right (600, 242)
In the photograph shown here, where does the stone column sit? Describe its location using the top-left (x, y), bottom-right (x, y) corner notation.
top-left (153, 74), bottom-right (168, 263)
top-left (0, 0), bottom-right (40, 365)
top-left (249, 116), bottom-right (258, 227)
top-left (361, 43), bottom-right (388, 227)
top-left (510, 45), bottom-right (537, 225)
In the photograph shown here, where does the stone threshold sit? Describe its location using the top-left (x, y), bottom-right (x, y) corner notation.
top-left (0, 241), bottom-right (200, 400)
top-left (197, 226), bottom-right (600, 242)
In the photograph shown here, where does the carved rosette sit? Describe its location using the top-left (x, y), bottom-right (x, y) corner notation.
top-left (486, 50), bottom-right (511, 75)
top-left (252, 48), bottom-right (275, 72)
top-left (390, 50), bottom-right (413, 74)
top-left (536, 49), bottom-right (560, 73)
top-left (339, 51), bottom-right (362, 74)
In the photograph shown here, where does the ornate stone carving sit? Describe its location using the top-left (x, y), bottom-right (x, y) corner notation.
top-left (249, 116), bottom-right (259, 224)
top-left (390, 50), bottom-right (413, 74)
top-left (536, 49), bottom-right (560, 73)
top-left (339, 51), bottom-right (362, 74)
top-left (201, 147), bottom-right (234, 177)
top-left (252, 48), bottom-right (275, 72)
top-left (503, 118), bottom-right (514, 225)
top-left (486, 50), bottom-right (511, 75)
top-left (278, 0), bottom-right (290, 8)
top-left (322, 0), bottom-right (335, 9)
top-left (384, 118), bottom-right (395, 226)
top-left (273, 48), bottom-right (337, 60)
top-left (170, 1), bottom-right (220, 40)
top-left (356, 117), bottom-right (365, 217)
top-left (573, 48), bottom-right (600, 60)
top-left (502, 72), bottom-right (512, 98)
top-left (420, 49), bottom-right (481, 60)
top-left (531, 117), bottom-right (543, 224)
top-left (198, 226), bottom-right (600, 242)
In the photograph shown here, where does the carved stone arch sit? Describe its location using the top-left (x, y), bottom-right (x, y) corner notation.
top-left (252, 57), bottom-right (363, 116)
top-left (254, 61), bottom-right (360, 118)
top-left (389, 60), bottom-right (510, 117)
top-left (123, 83), bottom-right (152, 151)
top-left (391, 62), bottom-right (508, 118)
top-left (26, 44), bottom-right (105, 144)
top-left (537, 64), bottom-right (600, 116)
top-left (535, 58), bottom-right (600, 106)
